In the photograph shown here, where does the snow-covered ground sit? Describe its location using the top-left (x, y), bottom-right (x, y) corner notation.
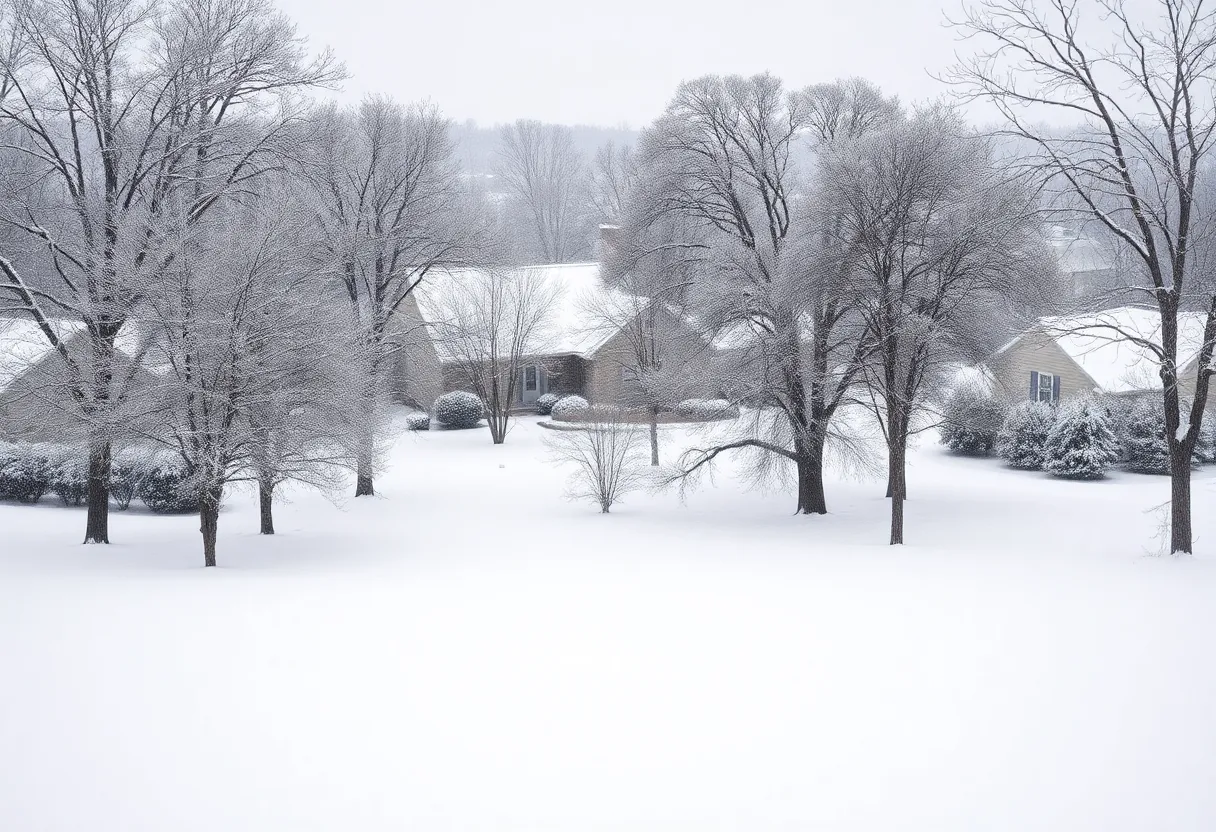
top-left (2, 415), bottom-right (1214, 831)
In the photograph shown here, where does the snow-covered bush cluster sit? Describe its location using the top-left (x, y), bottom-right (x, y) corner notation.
top-left (674, 399), bottom-right (739, 422)
top-left (550, 395), bottom-right (590, 421)
top-left (1044, 400), bottom-right (1121, 479)
top-left (49, 451), bottom-right (89, 506)
top-left (939, 386), bottom-right (1008, 456)
top-left (433, 391), bottom-right (484, 429)
top-left (996, 402), bottom-right (1056, 470)
top-left (405, 412), bottom-right (431, 431)
top-left (135, 453), bottom-right (200, 514)
top-left (0, 443), bottom-right (200, 511)
top-left (0, 443), bottom-right (53, 503)
top-left (535, 393), bottom-right (561, 415)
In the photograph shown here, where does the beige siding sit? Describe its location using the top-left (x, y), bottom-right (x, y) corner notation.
top-left (586, 329), bottom-right (635, 404)
top-left (383, 294), bottom-right (443, 410)
top-left (986, 328), bottom-right (1099, 403)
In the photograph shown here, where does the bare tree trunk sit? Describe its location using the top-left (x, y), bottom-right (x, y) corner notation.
top-left (649, 407), bottom-right (659, 466)
top-left (355, 448), bottom-right (375, 497)
top-left (1170, 447), bottom-right (1192, 555)
top-left (83, 434), bottom-right (111, 544)
top-left (889, 439), bottom-right (907, 545)
top-left (258, 474), bottom-right (275, 536)
top-left (796, 436), bottom-right (828, 515)
top-left (200, 486), bottom-right (223, 568)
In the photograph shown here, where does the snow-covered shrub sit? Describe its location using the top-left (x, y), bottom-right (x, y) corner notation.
top-left (550, 395), bottom-right (590, 421)
top-left (433, 391), bottom-right (484, 429)
top-left (405, 412), bottom-right (430, 431)
top-left (1111, 396), bottom-right (1170, 474)
top-left (136, 455), bottom-right (199, 513)
top-left (938, 385), bottom-right (1007, 456)
top-left (49, 451), bottom-right (89, 506)
top-left (1044, 399), bottom-right (1121, 480)
top-left (674, 398), bottom-right (739, 421)
top-left (536, 393), bottom-right (560, 415)
top-left (996, 401), bottom-right (1056, 470)
top-left (0, 443), bottom-right (53, 503)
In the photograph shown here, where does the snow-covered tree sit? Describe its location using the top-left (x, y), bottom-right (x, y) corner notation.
top-left (143, 198), bottom-right (360, 566)
top-left (300, 97), bottom-right (482, 494)
top-left (0, 0), bottom-right (340, 543)
top-left (996, 401), bottom-right (1056, 471)
top-left (634, 74), bottom-right (894, 514)
top-left (824, 107), bottom-right (1056, 543)
top-left (951, 0), bottom-right (1216, 552)
top-left (1044, 399), bottom-right (1120, 480)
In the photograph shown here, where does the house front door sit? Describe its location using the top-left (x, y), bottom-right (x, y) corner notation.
top-left (519, 364), bottom-right (542, 405)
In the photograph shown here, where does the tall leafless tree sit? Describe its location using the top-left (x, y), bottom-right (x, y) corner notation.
top-left (948, 0), bottom-right (1216, 554)
top-left (142, 197), bottom-right (358, 567)
top-left (634, 74), bottom-right (885, 514)
top-left (824, 108), bottom-right (1054, 544)
top-left (0, 0), bottom-right (340, 543)
top-left (495, 119), bottom-right (591, 263)
top-left (301, 97), bottom-right (481, 494)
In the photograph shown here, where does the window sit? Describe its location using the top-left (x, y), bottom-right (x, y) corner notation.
top-left (524, 365), bottom-right (538, 392)
top-left (621, 366), bottom-right (636, 384)
top-left (1037, 371), bottom-right (1056, 403)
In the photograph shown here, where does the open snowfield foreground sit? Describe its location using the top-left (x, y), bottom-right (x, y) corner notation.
top-left (1, 415), bottom-right (1215, 831)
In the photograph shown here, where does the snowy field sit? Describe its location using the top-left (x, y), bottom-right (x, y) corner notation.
top-left (1, 414), bottom-right (1215, 831)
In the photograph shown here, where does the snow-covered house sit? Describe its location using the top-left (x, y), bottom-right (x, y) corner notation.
top-left (984, 306), bottom-right (1213, 407)
top-left (415, 262), bottom-right (709, 407)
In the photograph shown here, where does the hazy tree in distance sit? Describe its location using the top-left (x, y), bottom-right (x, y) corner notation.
top-left (495, 119), bottom-right (591, 263)
top-left (948, 0), bottom-right (1216, 555)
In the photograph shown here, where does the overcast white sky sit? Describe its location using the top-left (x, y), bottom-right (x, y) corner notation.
top-left (277, 0), bottom-right (974, 128)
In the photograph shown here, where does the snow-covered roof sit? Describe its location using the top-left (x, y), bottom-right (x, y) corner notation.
top-left (0, 318), bottom-right (86, 391)
top-left (1036, 306), bottom-right (1209, 394)
top-left (414, 263), bottom-right (644, 361)
top-left (0, 316), bottom-right (158, 392)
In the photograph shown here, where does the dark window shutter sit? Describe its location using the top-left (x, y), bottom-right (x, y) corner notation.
top-left (1030, 371), bottom-right (1039, 401)
top-left (1052, 375), bottom-right (1061, 402)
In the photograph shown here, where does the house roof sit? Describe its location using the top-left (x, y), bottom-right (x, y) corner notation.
top-left (0, 316), bottom-right (158, 392)
top-left (414, 262), bottom-right (646, 361)
top-left (1022, 306), bottom-right (1209, 394)
top-left (0, 318), bottom-right (86, 391)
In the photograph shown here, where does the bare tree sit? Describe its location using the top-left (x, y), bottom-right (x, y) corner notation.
top-left (143, 199), bottom-right (358, 566)
top-left (948, 0), bottom-right (1216, 554)
top-left (632, 74), bottom-right (884, 514)
top-left (824, 108), bottom-right (1054, 544)
top-left (591, 240), bottom-right (713, 465)
top-left (301, 97), bottom-right (480, 495)
top-left (588, 141), bottom-right (637, 226)
top-left (428, 267), bottom-right (560, 444)
top-left (495, 119), bottom-right (591, 263)
top-left (543, 413), bottom-right (649, 513)
top-left (0, 0), bottom-right (340, 543)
